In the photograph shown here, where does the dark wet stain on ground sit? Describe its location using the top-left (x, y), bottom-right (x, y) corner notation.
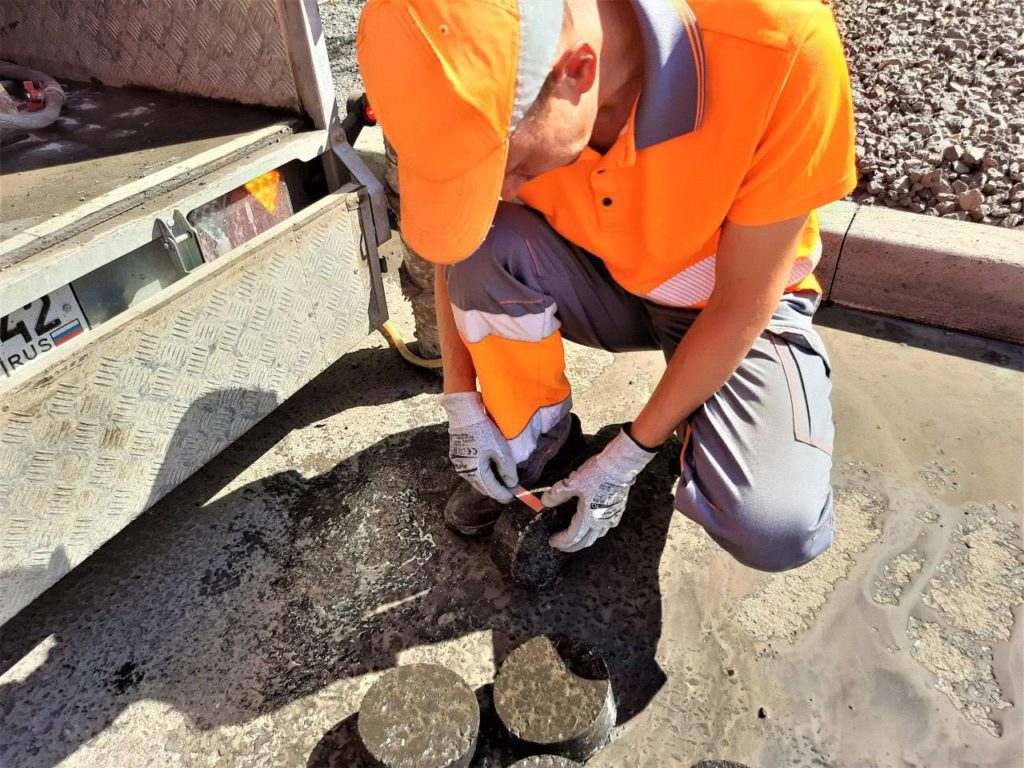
top-left (106, 661), bottom-right (144, 696)
top-left (0, 421), bottom-right (678, 768)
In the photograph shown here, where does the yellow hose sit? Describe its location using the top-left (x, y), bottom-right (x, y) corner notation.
top-left (378, 320), bottom-right (444, 369)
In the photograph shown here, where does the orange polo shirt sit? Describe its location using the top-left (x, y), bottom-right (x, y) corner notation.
top-left (519, 0), bottom-right (857, 308)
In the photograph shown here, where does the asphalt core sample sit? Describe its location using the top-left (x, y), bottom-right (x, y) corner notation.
top-left (358, 664), bottom-right (480, 768)
top-left (493, 634), bottom-right (616, 761)
top-left (491, 503), bottom-right (574, 589)
top-left (508, 757), bottom-right (583, 767)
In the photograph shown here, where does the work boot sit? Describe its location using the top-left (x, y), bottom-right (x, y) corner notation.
top-left (444, 413), bottom-right (587, 536)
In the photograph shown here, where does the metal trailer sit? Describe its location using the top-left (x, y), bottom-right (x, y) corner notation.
top-left (0, 0), bottom-right (391, 625)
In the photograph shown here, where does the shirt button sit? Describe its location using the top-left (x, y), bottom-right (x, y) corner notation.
top-left (602, 197), bottom-right (613, 207)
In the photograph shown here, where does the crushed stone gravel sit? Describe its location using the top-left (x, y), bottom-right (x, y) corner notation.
top-left (831, 0), bottom-right (1024, 229)
top-left (320, 0), bottom-right (1023, 229)
top-left (319, 0), bottom-right (364, 104)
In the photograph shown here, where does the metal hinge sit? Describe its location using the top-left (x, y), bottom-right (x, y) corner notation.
top-left (156, 210), bottom-right (204, 273)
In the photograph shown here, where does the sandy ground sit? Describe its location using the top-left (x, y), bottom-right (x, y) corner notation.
top-left (0, 221), bottom-right (1020, 766)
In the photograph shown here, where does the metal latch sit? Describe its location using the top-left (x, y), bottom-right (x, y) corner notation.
top-left (156, 210), bottom-right (204, 273)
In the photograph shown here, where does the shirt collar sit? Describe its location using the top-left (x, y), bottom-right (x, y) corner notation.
top-left (631, 0), bottom-right (707, 150)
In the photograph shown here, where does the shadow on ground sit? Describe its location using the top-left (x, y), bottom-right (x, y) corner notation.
top-left (816, 305), bottom-right (1024, 369)
top-left (0, 344), bottom-right (676, 768)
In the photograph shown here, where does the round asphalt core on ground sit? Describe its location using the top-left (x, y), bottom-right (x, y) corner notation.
top-left (493, 634), bottom-right (616, 761)
top-left (491, 504), bottom-right (573, 589)
top-left (358, 664), bottom-right (480, 768)
top-left (508, 756), bottom-right (582, 767)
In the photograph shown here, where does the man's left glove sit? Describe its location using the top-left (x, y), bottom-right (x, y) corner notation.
top-left (441, 392), bottom-right (518, 503)
top-left (543, 428), bottom-right (658, 553)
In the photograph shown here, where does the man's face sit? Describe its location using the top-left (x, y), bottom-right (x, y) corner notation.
top-left (501, 88), bottom-right (595, 201)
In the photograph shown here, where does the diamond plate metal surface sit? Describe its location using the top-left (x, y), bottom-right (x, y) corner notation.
top-left (1, 0), bottom-right (302, 111)
top-left (0, 194), bottom-right (370, 624)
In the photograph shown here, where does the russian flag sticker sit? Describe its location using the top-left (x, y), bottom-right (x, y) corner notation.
top-left (52, 319), bottom-right (84, 346)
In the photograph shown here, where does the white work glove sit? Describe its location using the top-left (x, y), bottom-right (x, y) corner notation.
top-left (441, 392), bottom-right (518, 503)
top-left (543, 428), bottom-right (658, 553)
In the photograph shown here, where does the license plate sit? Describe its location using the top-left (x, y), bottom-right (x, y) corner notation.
top-left (1, 284), bottom-right (90, 378)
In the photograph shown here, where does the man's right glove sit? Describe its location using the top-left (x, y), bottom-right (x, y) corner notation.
top-left (441, 392), bottom-right (518, 503)
top-left (543, 427), bottom-right (658, 552)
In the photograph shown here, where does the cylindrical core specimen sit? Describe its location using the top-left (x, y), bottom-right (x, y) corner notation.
top-left (358, 664), bottom-right (480, 768)
top-left (494, 635), bottom-right (616, 762)
top-left (491, 504), bottom-right (573, 589)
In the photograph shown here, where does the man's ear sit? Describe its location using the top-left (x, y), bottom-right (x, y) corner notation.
top-left (552, 41), bottom-right (598, 98)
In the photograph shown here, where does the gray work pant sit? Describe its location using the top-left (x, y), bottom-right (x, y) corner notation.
top-left (447, 203), bottom-right (836, 572)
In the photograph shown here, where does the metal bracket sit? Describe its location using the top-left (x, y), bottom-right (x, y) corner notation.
top-left (333, 140), bottom-right (391, 247)
top-left (357, 189), bottom-right (390, 332)
top-left (330, 90), bottom-right (392, 256)
top-left (332, 92), bottom-right (391, 331)
top-left (156, 210), bottom-right (204, 273)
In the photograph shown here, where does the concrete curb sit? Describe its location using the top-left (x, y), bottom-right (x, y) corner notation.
top-left (818, 202), bottom-right (1023, 343)
top-left (354, 127), bottom-right (1024, 344)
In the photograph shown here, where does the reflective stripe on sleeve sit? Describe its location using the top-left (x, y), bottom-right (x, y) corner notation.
top-left (643, 238), bottom-right (823, 308)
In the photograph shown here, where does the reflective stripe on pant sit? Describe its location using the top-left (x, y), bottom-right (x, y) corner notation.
top-left (446, 203), bottom-right (835, 571)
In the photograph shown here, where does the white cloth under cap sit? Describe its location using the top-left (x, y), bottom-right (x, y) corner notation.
top-left (511, 0), bottom-right (565, 130)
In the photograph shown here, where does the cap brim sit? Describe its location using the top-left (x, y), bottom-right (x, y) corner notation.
top-left (398, 141), bottom-right (508, 265)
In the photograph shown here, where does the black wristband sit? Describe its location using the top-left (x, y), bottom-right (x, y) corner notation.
top-left (624, 422), bottom-right (664, 453)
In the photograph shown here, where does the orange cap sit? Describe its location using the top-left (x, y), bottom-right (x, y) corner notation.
top-left (357, 0), bottom-right (563, 263)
